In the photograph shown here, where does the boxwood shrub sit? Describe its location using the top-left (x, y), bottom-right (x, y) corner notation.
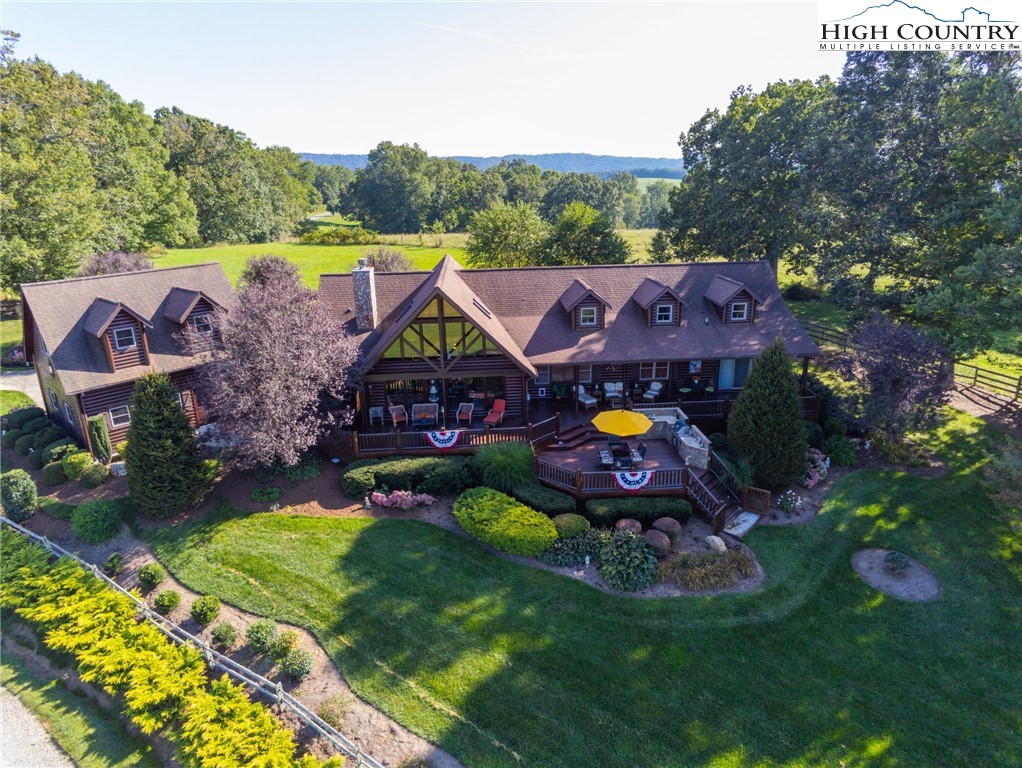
top-left (21, 416), bottom-right (51, 435)
top-left (210, 622), bottom-right (239, 649)
top-left (70, 499), bottom-right (122, 543)
top-left (42, 438), bottom-right (78, 464)
top-left (1, 428), bottom-right (23, 449)
top-left (0, 469), bottom-right (37, 522)
top-left (340, 459), bottom-right (383, 498)
top-left (138, 562), bottom-right (167, 590)
top-left (42, 461), bottom-right (67, 486)
top-left (584, 497), bottom-right (692, 528)
top-left (510, 482), bottom-right (576, 516)
top-left (79, 463), bottom-right (110, 488)
top-left (190, 595), bottom-right (221, 626)
top-left (598, 530), bottom-right (658, 592)
top-left (154, 589), bottom-right (181, 614)
top-left (26, 451), bottom-right (46, 471)
top-left (33, 425), bottom-right (65, 451)
top-left (246, 618), bottom-right (279, 654)
top-left (341, 456), bottom-right (475, 499)
top-left (551, 512), bottom-right (589, 538)
top-left (15, 434), bottom-right (35, 455)
top-left (5, 406), bottom-right (45, 430)
top-left (62, 451), bottom-right (94, 481)
top-left (453, 487), bottom-right (558, 557)
top-left (280, 647), bottom-right (314, 681)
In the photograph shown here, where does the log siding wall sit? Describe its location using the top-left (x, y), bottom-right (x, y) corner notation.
top-left (79, 369), bottom-right (202, 445)
top-left (106, 312), bottom-right (148, 369)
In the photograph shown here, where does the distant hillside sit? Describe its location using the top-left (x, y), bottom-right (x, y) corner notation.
top-left (301, 152), bottom-right (685, 178)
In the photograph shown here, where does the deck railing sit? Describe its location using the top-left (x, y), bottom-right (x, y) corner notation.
top-left (536, 460), bottom-right (688, 496)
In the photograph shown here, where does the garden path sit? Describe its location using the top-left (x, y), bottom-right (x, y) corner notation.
top-left (0, 683), bottom-right (74, 768)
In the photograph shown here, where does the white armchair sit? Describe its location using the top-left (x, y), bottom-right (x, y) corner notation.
top-left (575, 385), bottom-right (598, 411)
top-left (642, 381), bottom-right (663, 402)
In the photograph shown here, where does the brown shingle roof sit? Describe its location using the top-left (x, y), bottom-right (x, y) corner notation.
top-left (319, 259), bottom-right (819, 369)
top-left (558, 279), bottom-right (611, 311)
top-left (704, 274), bottom-right (761, 307)
top-left (163, 287), bottom-right (225, 324)
top-left (21, 264), bottom-right (233, 395)
top-left (631, 277), bottom-right (684, 310)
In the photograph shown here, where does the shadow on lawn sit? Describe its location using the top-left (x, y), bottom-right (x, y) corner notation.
top-left (322, 414), bottom-right (1021, 768)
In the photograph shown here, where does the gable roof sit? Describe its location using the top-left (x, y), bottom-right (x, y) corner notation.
top-left (21, 264), bottom-right (233, 395)
top-left (558, 279), bottom-right (611, 311)
top-left (319, 259), bottom-right (819, 369)
top-left (631, 277), bottom-right (684, 310)
top-left (704, 274), bottom-right (762, 307)
top-left (82, 298), bottom-right (153, 338)
top-left (359, 255), bottom-right (536, 377)
top-left (162, 288), bottom-right (225, 324)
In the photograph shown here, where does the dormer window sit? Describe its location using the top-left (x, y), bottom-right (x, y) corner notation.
top-left (579, 307), bottom-right (598, 327)
top-left (191, 314), bottom-right (213, 334)
top-left (729, 301), bottom-right (749, 322)
top-left (653, 303), bottom-right (675, 325)
top-left (113, 326), bottom-right (137, 350)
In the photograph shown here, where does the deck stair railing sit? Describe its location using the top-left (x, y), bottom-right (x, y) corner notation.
top-left (0, 516), bottom-right (384, 768)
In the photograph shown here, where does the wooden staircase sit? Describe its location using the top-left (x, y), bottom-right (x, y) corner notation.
top-left (543, 424), bottom-right (606, 451)
top-left (688, 467), bottom-right (742, 533)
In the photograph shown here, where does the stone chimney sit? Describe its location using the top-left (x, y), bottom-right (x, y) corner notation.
top-left (352, 258), bottom-right (378, 331)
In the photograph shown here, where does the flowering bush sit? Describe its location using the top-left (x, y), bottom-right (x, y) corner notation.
top-left (799, 448), bottom-right (829, 489)
top-left (370, 490), bottom-right (436, 509)
top-left (778, 490), bottom-right (803, 515)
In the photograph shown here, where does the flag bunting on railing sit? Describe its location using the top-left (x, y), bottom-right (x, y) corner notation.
top-left (425, 429), bottom-right (461, 449)
top-left (613, 471), bottom-right (654, 491)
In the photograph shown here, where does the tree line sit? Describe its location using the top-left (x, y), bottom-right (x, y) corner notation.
top-left (653, 51), bottom-right (1022, 356)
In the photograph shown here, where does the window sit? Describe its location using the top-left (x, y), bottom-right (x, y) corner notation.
top-left (578, 307), bottom-right (598, 327)
top-left (48, 390), bottom-right (59, 410)
top-left (63, 402), bottom-right (74, 424)
top-left (191, 314), bottom-right (213, 334)
top-left (653, 303), bottom-right (675, 324)
top-left (534, 367), bottom-right (551, 386)
top-left (719, 358), bottom-right (752, 389)
top-left (639, 361), bottom-right (669, 380)
top-left (113, 326), bottom-right (137, 350)
top-left (729, 301), bottom-right (749, 322)
top-left (109, 405), bottom-right (131, 427)
top-left (578, 365), bottom-right (592, 384)
top-left (175, 391), bottom-right (184, 410)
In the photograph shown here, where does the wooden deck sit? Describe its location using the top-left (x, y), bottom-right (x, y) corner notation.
top-left (540, 438), bottom-right (686, 473)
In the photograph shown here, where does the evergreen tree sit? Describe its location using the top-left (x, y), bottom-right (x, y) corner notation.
top-left (125, 373), bottom-right (211, 518)
top-left (87, 415), bottom-right (112, 464)
top-left (726, 339), bottom-right (808, 490)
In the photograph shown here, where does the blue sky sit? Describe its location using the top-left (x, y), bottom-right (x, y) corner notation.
top-left (3, 2), bottom-right (846, 157)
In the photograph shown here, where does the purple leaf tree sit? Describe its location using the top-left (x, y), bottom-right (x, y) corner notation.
top-left (78, 251), bottom-right (155, 276)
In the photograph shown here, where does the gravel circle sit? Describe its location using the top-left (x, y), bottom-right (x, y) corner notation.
top-left (852, 548), bottom-right (941, 602)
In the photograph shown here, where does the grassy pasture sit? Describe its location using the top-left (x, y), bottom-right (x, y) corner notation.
top-left (635, 176), bottom-right (683, 192)
top-left (140, 411), bottom-right (1022, 768)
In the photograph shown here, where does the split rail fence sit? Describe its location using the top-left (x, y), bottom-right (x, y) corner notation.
top-left (0, 516), bottom-right (384, 768)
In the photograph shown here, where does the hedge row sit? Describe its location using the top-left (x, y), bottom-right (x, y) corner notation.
top-left (0, 529), bottom-right (339, 768)
top-left (584, 497), bottom-right (693, 528)
top-left (341, 456), bottom-right (475, 499)
top-left (453, 487), bottom-right (559, 557)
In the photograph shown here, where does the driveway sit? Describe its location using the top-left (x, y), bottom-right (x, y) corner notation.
top-left (0, 684), bottom-right (74, 767)
top-left (0, 367), bottom-right (42, 406)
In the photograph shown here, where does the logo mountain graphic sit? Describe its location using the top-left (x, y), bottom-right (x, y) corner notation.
top-left (831, 1), bottom-right (1014, 23)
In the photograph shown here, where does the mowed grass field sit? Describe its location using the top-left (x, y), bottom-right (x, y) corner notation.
top-left (635, 176), bottom-right (683, 191)
top-left (140, 411), bottom-right (1022, 768)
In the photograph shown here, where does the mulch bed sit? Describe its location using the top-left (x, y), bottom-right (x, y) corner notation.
top-left (852, 548), bottom-right (941, 602)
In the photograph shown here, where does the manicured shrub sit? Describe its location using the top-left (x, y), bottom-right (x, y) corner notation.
top-left (71, 500), bottom-right (122, 543)
top-left (42, 461), bottom-right (66, 486)
top-left (510, 483), bottom-right (576, 516)
top-left (42, 438), bottom-right (78, 464)
top-left (340, 459), bottom-right (383, 498)
top-left (271, 629), bottom-right (300, 660)
top-left (79, 462), bottom-right (109, 488)
top-left (659, 550), bottom-right (758, 591)
top-left (453, 487), bottom-right (559, 557)
top-left (62, 451), bottom-right (94, 481)
top-left (584, 497), bottom-right (692, 528)
top-left (88, 415), bottom-right (113, 464)
top-left (103, 552), bottom-right (125, 576)
top-left (1, 428), bottom-right (23, 449)
top-left (727, 339), bottom-right (809, 490)
top-left (21, 416), bottom-right (51, 435)
top-left (5, 406), bottom-right (45, 430)
top-left (246, 619), bottom-right (279, 654)
top-left (708, 432), bottom-right (728, 452)
top-left (138, 562), bottom-right (167, 590)
top-left (804, 420), bottom-right (824, 449)
top-left (552, 513), bottom-right (589, 539)
top-left (280, 647), bottom-right (314, 682)
top-left (473, 443), bottom-right (535, 493)
top-left (115, 440), bottom-right (128, 458)
top-left (418, 456), bottom-right (475, 497)
top-left (210, 622), bottom-right (239, 649)
top-left (0, 469), bottom-right (37, 522)
top-left (154, 589), bottom-right (181, 614)
top-left (33, 425), bottom-right (65, 451)
top-left (15, 434), bottom-right (34, 455)
top-left (885, 550), bottom-right (910, 574)
top-left (598, 531), bottom-right (658, 592)
top-left (251, 486), bottom-right (283, 503)
top-left (191, 595), bottom-right (221, 626)
top-left (539, 528), bottom-right (609, 567)
top-left (125, 373), bottom-right (213, 518)
top-left (26, 450), bottom-right (45, 470)
top-left (823, 435), bottom-right (857, 467)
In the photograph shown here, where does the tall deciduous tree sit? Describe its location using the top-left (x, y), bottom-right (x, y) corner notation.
top-left (197, 256), bottom-right (359, 468)
top-left (349, 141), bottom-right (433, 234)
top-left (125, 373), bottom-right (212, 518)
top-left (466, 202), bottom-right (549, 268)
top-left (727, 340), bottom-right (808, 490)
top-left (543, 202), bottom-right (630, 266)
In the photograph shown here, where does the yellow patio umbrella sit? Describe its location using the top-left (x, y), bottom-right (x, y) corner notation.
top-left (591, 409), bottom-right (653, 437)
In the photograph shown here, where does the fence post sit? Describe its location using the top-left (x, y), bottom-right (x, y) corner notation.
top-left (395, 429), bottom-right (403, 454)
top-left (555, 411), bottom-right (561, 435)
top-left (527, 422), bottom-right (533, 444)
top-left (352, 431), bottom-right (361, 461)
top-left (575, 468), bottom-right (583, 494)
top-left (1016, 376), bottom-right (1021, 402)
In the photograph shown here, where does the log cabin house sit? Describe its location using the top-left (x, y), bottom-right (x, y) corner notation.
top-left (19, 264), bottom-right (232, 450)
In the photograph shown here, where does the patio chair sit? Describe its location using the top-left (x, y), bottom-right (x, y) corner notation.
top-left (630, 441), bottom-right (647, 468)
top-left (456, 401), bottom-right (474, 426)
top-left (642, 381), bottom-right (663, 403)
top-left (607, 434), bottom-right (623, 450)
top-left (575, 385), bottom-right (598, 411)
top-left (603, 381), bottom-right (624, 407)
top-left (482, 398), bottom-right (506, 426)
top-left (389, 404), bottom-right (408, 429)
top-left (615, 453), bottom-right (633, 470)
top-left (411, 403), bottom-right (439, 429)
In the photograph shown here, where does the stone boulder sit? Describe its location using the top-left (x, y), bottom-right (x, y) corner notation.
top-left (652, 517), bottom-right (682, 539)
top-left (614, 518), bottom-right (642, 535)
top-left (644, 529), bottom-right (672, 559)
top-left (109, 462), bottom-right (127, 477)
top-left (706, 535), bottom-right (727, 553)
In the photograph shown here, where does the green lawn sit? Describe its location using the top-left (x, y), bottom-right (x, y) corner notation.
top-left (1, 317), bottom-right (22, 357)
top-left (140, 410), bottom-right (1021, 768)
top-left (0, 656), bottom-right (160, 768)
top-left (1, 389), bottom-right (35, 414)
top-left (635, 177), bottom-right (683, 192)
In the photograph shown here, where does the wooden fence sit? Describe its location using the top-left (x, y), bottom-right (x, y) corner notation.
top-left (802, 320), bottom-right (853, 351)
top-left (954, 361), bottom-right (1021, 400)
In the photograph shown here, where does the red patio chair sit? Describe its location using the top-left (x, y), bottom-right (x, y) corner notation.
top-left (482, 398), bottom-right (506, 426)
